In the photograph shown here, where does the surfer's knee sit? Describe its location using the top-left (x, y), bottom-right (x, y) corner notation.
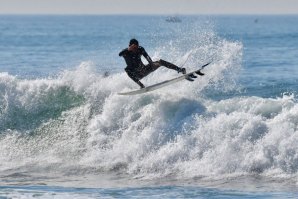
top-left (125, 69), bottom-right (141, 81)
top-left (158, 59), bottom-right (166, 65)
top-left (159, 59), bottom-right (174, 67)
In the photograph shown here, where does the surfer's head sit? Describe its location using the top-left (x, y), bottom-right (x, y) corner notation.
top-left (128, 38), bottom-right (139, 52)
top-left (129, 38), bottom-right (139, 47)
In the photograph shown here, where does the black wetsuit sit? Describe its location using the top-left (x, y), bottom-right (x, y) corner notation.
top-left (119, 46), bottom-right (153, 81)
top-left (119, 46), bottom-right (181, 88)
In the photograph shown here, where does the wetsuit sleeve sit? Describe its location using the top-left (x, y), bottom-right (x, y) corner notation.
top-left (119, 48), bottom-right (128, 57)
top-left (140, 46), bottom-right (153, 64)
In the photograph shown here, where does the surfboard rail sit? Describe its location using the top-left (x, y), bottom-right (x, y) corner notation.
top-left (118, 62), bottom-right (210, 96)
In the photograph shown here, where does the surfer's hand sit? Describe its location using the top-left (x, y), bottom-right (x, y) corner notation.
top-left (128, 44), bottom-right (138, 51)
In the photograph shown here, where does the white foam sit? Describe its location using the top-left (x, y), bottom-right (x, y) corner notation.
top-left (2, 27), bottom-right (297, 185)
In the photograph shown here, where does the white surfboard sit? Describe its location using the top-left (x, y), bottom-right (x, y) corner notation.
top-left (118, 62), bottom-right (210, 96)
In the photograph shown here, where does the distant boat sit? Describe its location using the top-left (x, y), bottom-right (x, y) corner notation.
top-left (165, 16), bottom-right (182, 23)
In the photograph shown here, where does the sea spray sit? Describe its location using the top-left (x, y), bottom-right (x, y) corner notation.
top-left (1, 21), bottom-right (297, 184)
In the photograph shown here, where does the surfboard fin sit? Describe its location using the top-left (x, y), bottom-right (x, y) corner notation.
top-left (186, 76), bottom-right (195, 81)
top-left (195, 71), bottom-right (205, 76)
top-left (189, 74), bottom-right (197, 78)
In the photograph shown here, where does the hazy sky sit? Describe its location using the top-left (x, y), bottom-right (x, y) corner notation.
top-left (1, 0), bottom-right (298, 15)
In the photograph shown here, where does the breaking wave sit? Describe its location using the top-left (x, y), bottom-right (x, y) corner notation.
top-left (1, 28), bottom-right (297, 185)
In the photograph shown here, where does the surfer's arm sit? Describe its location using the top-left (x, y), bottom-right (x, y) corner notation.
top-left (120, 48), bottom-right (135, 67)
top-left (140, 47), bottom-right (153, 65)
top-left (119, 48), bottom-right (128, 57)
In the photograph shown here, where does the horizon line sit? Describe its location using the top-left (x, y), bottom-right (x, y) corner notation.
top-left (1, 13), bottom-right (298, 16)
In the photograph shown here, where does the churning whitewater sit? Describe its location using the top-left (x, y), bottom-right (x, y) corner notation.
top-left (0, 26), bottom-right (298, 188)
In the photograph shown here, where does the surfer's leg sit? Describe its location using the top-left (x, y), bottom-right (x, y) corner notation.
top-left (159, 59), bottom-right (186, 74)
top-left (125, 69), bottom-right (145, 88)
top-left (139, 62), bottom-right (161, 78)
top-left (136, 80), bottom-right (145, 88)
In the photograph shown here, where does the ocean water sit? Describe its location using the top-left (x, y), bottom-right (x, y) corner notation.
top-left (0, 15), bottom-right (298, 198)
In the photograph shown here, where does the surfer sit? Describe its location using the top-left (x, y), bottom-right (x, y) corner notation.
top-left (119, 38), bottom-right (187, 88)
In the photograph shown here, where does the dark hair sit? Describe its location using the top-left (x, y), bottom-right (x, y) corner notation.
top-left (129, 38), bottom-right (139, 46)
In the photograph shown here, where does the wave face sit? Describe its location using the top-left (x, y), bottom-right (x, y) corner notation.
top-left (0, 24), bottom-right (297, 185)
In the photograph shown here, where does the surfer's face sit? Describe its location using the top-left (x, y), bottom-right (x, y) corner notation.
top-left (129, 44), bottom-right (138, 52)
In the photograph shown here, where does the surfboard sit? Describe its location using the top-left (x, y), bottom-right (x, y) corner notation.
top-left (118, 62), bottom-right (210, 96)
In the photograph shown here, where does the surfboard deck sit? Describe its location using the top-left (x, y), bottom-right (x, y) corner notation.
top-left (118, 62), bottom-right (210, 96)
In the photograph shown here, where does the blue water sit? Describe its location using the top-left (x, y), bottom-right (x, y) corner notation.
top-left (1, 15), bottom-right (298, 198)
